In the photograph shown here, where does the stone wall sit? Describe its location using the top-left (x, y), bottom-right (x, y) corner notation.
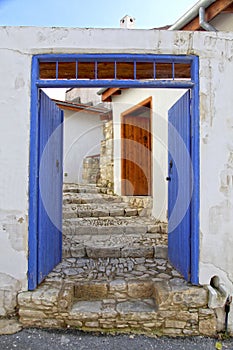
top-left (18, 279), bottom-right (217, 337)
top-left (98, 120), bottom-right (114, 193)
top-left (0, 273), bottom-right (21, 316)
top-left (82, 156), bottom-right (100, 184)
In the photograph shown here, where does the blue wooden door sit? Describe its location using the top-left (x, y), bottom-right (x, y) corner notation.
top-left (168, 90), bottom-right (192, 281)
top-left (38, 90), bottom-right (63, 284)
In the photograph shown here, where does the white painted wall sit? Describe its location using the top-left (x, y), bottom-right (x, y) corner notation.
top-left (65, 88), bottom-right (102, 106)
top-left (0, 26), bottom-right (233, 330)
top-left (111, 89), bottom-right (186, 221)
top-left (63, 110), bottom-right (103, 183)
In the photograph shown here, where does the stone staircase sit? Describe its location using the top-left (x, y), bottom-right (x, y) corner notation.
top-left (62, 183), bottom-right (168, 260)
top-left (17, 183), bottom-right (217, 337)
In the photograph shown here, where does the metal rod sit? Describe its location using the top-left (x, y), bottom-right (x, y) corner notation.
top-left (76, 61), bottom-right (78, 79)
top-left (56, 61), bottom-right (59, 80)
top-left (134, 61), bottom-right (137, 80)
top-left (95, 61), bottom-right (98, 79)
top-left (114, 61), bottom-right (117, 79)
top-left (153, 61), bottom-right (156, 80)
top-left (36, 53), bottom-right (195, 64)
top-left (36, 79), bottom-right (194, 89)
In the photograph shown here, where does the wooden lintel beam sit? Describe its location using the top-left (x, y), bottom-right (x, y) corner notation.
top-left (181, 0), bottom-right (233, 31)
top-left (100, 114), bottom-right (112, 121)
top-left (101, 88), bottom-right (121, 102)
top-left (222, 2), bottom-right (233, 11)
top-left (56, 103), bottom-right (102, 114)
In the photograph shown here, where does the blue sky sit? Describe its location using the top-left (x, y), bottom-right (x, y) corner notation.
top-left (0, 0), bottom-right (198, 29)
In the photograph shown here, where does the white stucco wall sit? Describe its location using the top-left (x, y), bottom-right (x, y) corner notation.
top-left (63, 110), bottom-right (103, 183)
top-left (0, 27), bottom-right (233, 329)
top-left (111, 89), bottom-right (186, 221)
top-left (65, 88), bottom-right (102, 106)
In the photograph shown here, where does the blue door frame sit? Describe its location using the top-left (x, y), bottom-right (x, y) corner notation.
top-left (29, 54), bottom-right (199, 290)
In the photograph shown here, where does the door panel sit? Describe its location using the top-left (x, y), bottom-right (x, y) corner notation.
top-left (168, 90), bottom-right (192, 281)
top-left (38, 90), bottom-right (63, 284)
top-left (122, 112), bottom-right (151, 196)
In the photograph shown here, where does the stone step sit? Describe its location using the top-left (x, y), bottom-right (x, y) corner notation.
top-left (64, 188), bottom-right (100, 194)
top-left (63, 192), bottom-right (123, 205)
top-left (63, 203), bottom-right (140, 219)
top-left (63, 242), bottom-right (168, 259)
top-left (73, 279), bottom-right (155, 300)
top-left (67, 298), bottom-right (157, 329)
top-left (63, 183), bottom-right (101, 194)
top-left (63, 217), bottom-right (167, 235)
top-left (18, 262), bottom-right (214, 336)
top-left (70, 281), bottom-right (157, 329)
top-left (63, 219), bottom-right (148, 236)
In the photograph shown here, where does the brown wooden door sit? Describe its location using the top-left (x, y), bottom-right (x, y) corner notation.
top-left (121, 106), bottom-right (151, 196)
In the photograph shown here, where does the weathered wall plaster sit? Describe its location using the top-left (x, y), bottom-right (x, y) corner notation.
top-left (0, 27), bottom-right (232, 330)
top-left (63, 110), bottom-right (103, 183)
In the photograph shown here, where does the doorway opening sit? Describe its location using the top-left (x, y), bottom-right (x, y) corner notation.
top-left (28, 54), bottom-right (199, 291)
top-left (121, 97), bottom-right (152, 196)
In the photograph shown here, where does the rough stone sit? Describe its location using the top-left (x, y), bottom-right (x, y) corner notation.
top-left (199, 317), bottom-right (217, 336)
top-left (173, 288), bottom-right (208, 308)
top-left (75, 282), bottom-right (108, 300)
top-left (164, 328), bottom-right (182, 336)
top-left (71, 301), bottom-right (102, 314)
top-left (109, 280), bottom-right (127, 292)
top-left (70, 246), bottom-right (86, 258)
top-left (128, 282), bottom-right (153, 299)
top-left (109, 208), bottom-right (125, 216)
top-left (121, 246), bottom-right (153, 258)
top-left (19, 309), bottom-right (47, 318)
top-left (165, 319), bottom-right (186, 329)
top-left (116, 300), bottom-right (156, 313)
top-left (0, 319), bottom-right (22, 335)
top-left (125, 208), bottom-right (138, 216)
top-left (154, 245), bottom-right (168, 259)
top-left (86, 246), bottom-right (121, 258)
top-left (85, 321), bottom-right (99, 328)
top-left (0, 273), bottom-right (21, 316)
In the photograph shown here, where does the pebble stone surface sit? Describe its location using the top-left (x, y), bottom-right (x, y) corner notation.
top-left (46, 256), bottom-right (179, 283)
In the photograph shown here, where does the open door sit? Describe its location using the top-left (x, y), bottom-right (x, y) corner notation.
top-left (168, 90), bottom-right (192, 281)
top-left (121, 99), bottom-right (152, 196)
top-left (37, 90), bottom-right (63, 284)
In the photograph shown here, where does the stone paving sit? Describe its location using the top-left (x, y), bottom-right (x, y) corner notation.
top-left (63, 184), bottom-right (167, 259)
top-left (45, 256), bottom-right (181, 283)
top-left (17, 184), bottom-right (217, 337)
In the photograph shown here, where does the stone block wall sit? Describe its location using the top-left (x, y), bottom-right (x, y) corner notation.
top-left (18, 279), bottom-right (217, 337)
top-left (98, 120), bottom-right (114, 193)
top-left (0, 273), bottom-right (21, 317)
top-left (82, 156), bottom-right (100, 184)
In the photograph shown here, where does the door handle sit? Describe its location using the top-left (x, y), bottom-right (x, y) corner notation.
top-left (166, 159), bottom-right (173, 181)
top-left (169, 160), bottom-right (173, 170)
top-left (56, 159), bottom-right (59, 169)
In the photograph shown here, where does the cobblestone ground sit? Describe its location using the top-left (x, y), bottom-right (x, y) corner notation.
top-left (0, 328), bottom-right (233, 350)
top-left (46, 256), bottom-right (181, 283)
